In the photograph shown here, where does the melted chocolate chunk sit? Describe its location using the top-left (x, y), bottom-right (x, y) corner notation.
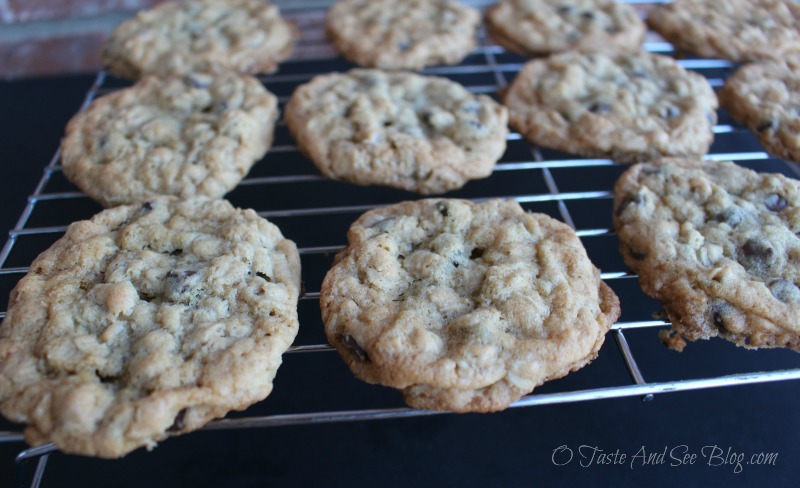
top-left (470, 247), bottom-right (484, 260)
top-left (765, 193), bottom-right (787, 212)
top-left (436, 202), bottom-right (449, 217)
top-left (165, 269), bottom-right (201, 299)
top-left (739, 238), bottom-right (777, 269)
top-left (711, 302), bottom-right (735, 333)
top-left (615, 194), bottom-right (643, 217)
top-left (757, 120), bottom-right (778, 132)
top-left (167, 408), bottom-right (188, 432)
top-left (256, 271), bottom-right (272, 282)
top-left (342, 334), bottom-right (369, 362)
top-left (629, 249), bottom-right (646, 260)
top-left (587, 101), bottom-right (611, 114)
top-left (660, 105), bottom-right (681, 120)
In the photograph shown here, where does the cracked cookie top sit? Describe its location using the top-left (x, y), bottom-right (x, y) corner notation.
top-left (719, 56), bottom-right (800, 164)
top-left (485, 0), bottom-right (645, 56)
top-left (103, 0), bottom-right (295, 80)
top-left (504, 50), bottom-right (717, 163)
top-left (647, 0), bottom-right (800, 63)
top-left (61, 72), bottom-right (278, 207)
top-left (325, 0), bottom-right (480, 70)
top-left (0, 198), bottom-right (301, 457)
top-left (285, 69), bottom-right (508, 194)
top-left (613, 158), bottom-right (800, 352)
top-left (321, 199), bottom-right (619, 412)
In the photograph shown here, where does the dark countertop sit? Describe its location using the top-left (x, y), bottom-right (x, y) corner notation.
top-left (1, 74), bottom-right (799, 488)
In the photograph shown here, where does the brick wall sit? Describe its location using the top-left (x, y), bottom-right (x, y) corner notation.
top-left (0, 0), bottom-right (165, 23)
top-left (0, 0), bottom-right (168, 78)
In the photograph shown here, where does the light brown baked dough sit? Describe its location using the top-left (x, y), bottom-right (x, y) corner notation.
top-left (503, 50), bottom-right (718, 163)
top-left (485, 0), bottom-right (645, 56)
top-left (325, 0), bottom-right (480, 70)
top-left (285, 69), bottom-right (508, 194)
top-left (61, 72), bottom-right (277, 207)
top-left (647, 0), bottom-right (800, 63)
top-left (321, 199), bottom-right (620, 412)
top-left (103, 0), bottom-right (295, 80)
top-left (613, 159), bottom-right (800, 352)
top-left (0, 198), bottom-right (301, 457)
top-left (719, 57), bottom-right (800, 163)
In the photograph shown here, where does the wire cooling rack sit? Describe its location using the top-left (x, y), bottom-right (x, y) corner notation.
top-left (3, 1), bottom-right (800, 486)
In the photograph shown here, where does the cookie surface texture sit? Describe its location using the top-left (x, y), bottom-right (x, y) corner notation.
top-left (646, 0), bottom-right (800, 63)
top-left (0, 198), bottom-right (301, 457)
top-left (325, 0), bottom-right (480, 70)
top-left (719, 57), bottom-right (800, 163)
top-left (103, 0), bottom-right (295, 79)
top-left (321, 199), bottom-right (620, 412)
top-left (61, 72), bottom-right (278, 207)
top-left (613, 159), bottom-right (800, 352)
top-left (285, 69), bottom-right (508, 194)
top-left (485, 0), bottom-right (645, 56)
top-left (503, 50), bottom-right (717, 164)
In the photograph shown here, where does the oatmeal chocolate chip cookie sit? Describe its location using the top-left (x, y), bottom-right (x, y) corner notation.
top-left (719, 57), bottom-right (800, 163)
top-left (647, 0), bottom-right (800, 63)
top-left (61, 72), bottom-right (278, 207)
top-left (613, 158), bottom-right (800, 352)
top-left (321, 199), bottom-right (620, 412)
top-left (325, 0), bottom-right (480, 71)
top-left (485, 0), bottom-right (646, 56)
top-left (285, 69), bottom-right (508, 194)
top-left (0, 197), bottom-right (301, 458)
top-left (103, 0), bottom-right (295, 80)
top-left (503, 50), bottom-right (718, 164)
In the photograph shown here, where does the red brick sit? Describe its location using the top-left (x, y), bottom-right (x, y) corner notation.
top-left (0, 32), bottom-right (107, 78)
top-left (3, 0), bottom-right (167, 24)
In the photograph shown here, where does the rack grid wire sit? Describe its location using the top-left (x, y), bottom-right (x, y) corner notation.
top-left (3, 1), bottom-right (800, 486)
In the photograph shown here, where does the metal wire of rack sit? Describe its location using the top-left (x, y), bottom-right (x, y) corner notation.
top-left (2, 1), bottom-right (800, 486)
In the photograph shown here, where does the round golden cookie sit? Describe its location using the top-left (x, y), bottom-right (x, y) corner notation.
top-left (103, 0), bottom-right (295, 80)
top-left (485, 0), bottom-right (646, 56)
top-left (325, 0), bottom-right (480, 70)
top-left (0, 197), bottom-right (301, 458)
top-left (647, 0), bottom-right (800, 63)
top-left (719, 57), bottom-right (800, 163)
top-left (613, 159), bottom-right (800, 352)
top-left (61, 72), bottom-right (278, 207)
top-left (503, 50), bottom-right (718, 164)
top-left (321, 199), bottom-right (620, 412)
top-left (285, 69), bottom-right (508, 194)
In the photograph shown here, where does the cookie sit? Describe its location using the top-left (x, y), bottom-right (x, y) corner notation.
top-left (325, 0), bottom-right (480, 70)
top-left (61, 72), bottom-right (278, 207)
top-left (285, 69), bottom-right (508, 194)
top-left (719, 57), bottom-right (800, 163)
top-left (613, 158), bottom-right (800, 352)
top-left (321, 199), bottom-right (620, 412)
top-left (646, 0), bottom-right (800, 63)
top-left (485, 0), bottom-right (646, 56)
top-left (0, 197), bottom-right (301, 458)
top-left (103, 0), bottom-right (295, 80)
top-left (503, 50), bottom-right (718, 164)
